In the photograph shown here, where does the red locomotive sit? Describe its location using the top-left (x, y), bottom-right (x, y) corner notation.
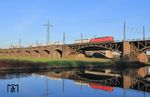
top-left (74, 36), bottom-right (114, 44)
top-left (89, 83), bottom-right (113, 92)
top-left (90, 36), bottom-right (114, 43)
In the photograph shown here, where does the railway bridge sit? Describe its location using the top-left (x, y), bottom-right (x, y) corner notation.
top-left (0, 40), bottom-right (150, 63)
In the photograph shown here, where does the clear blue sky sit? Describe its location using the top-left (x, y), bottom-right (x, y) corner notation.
top-left (0, 0), bottom-right (150, 48)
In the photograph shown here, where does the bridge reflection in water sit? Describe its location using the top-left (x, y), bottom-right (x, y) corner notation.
top-left (0, 66), bottom-right (150, 97)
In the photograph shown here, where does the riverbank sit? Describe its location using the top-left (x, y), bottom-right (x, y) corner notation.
top-left (0, 56), bottom-right (111, 63)
top-left (0, 57), bottom-right (114, 70)
top-left (0, 57), bottom-right (149, 71)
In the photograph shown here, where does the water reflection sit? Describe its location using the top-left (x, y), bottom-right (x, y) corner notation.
top-left (0, 66), bottom-right (150, 97)
top-left (43, 67), bottom-right (150, 92)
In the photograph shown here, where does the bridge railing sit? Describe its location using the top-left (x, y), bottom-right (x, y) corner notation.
top-left (118, 37), bottom-right (150, 42)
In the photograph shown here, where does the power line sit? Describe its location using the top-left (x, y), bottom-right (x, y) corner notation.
top-left (123, 21), bottom-right (126, 41)
top-left (19, 38), bottom-right (21, 48)
top-left (43, 20), bottom-right (53, 45)
top-left (143, 26), bottom-right (145, 40)
top-left (62, 32), bottom-right (65, 58)
top-left (63, 32), bottom-right (65, 44)
top-left (126, 26), bottom-right (146, 40)
top-left (81, 33), bottom-right (83, 43)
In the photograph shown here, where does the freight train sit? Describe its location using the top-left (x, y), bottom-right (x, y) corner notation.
top-left (75, 36), bottom-right (114, 44)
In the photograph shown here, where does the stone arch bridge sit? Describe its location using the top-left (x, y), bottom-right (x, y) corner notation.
top-left (0, 40), bottom-right (150, 63)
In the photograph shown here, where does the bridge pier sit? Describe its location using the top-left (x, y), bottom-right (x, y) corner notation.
top-left (62, 45), bottom-right (71, 58)
top-left (131, 52), bottom-right (148, 63)
top-left (105, 50), bottom-right (113, 58)
top-left (137, 67), bottom-right (148, 77)
top-left (137, 53), bottom-right (148, 63)
top-left (121, 42), bottom-right (131, 61)
top-left (123, 75), bottom-right (132, 89)
top-left (121, 41), bottom-right (148, 63)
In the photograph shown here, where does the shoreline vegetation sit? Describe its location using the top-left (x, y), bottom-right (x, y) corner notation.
top-left (0, 56), bottom-right (149, 71)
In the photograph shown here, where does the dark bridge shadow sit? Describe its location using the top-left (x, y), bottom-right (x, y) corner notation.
top-left (93, 53), bottom-right (107, 58)
top-left (56, 49), bottom-right (62, 58)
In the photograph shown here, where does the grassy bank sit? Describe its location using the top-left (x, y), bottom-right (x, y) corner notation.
top-left (0, 56), bottom-right (112, 63)
top-left (0, 56), bottom-right (149, 71)
top-left (0, 56), bottom-right (114, 70)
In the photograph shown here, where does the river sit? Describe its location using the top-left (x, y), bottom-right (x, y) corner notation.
top-left (0, 65), bottom-right (150, 97)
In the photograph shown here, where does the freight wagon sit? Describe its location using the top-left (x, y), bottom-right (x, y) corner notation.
top-left (75, 39), bottom-right (90, 44)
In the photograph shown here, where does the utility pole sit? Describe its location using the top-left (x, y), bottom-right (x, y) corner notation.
top-left (143, 26), bottom-right (145, 40)
top-left (45, 77), bottom-right (49, 97)
top-left (63, 32), bottom-right (65, 45)
top-left (19, 38), bottom-right (21, 48)
top-left (36, 40), bottom-right (38, 46)
top-left (81, 33), bottom-right (83, 43)
top-left (123, 21), bottom-right (126, 41)
top-left (62, 78), bottom-right (65, 92)
top-left (62, 32), bottom-right (65, 58)
top-left (44, 20), bottom-right (53, 45)
top-left (10, 43), bottom-right (13, 48)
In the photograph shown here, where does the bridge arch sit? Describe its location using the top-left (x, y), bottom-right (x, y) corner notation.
top-left (32, 50), bottom-right (40, 57)
top-left (4, 51), bottom-right (9, 53)
top-left (0, 52), bottom-right (2, 56)
top-left (16, 50), bottom-right (21, 53)
top-left (56, 49), bottom-right (62, 58)
top-left (23, 50), bottom-right (32, 57)
top-left (10, 51), bottom-right (15, 53)
top-left (0, 51), bottom-right (2, 53)
top-left (9, 51), bottom-right (16, 56)
top-left (44, 50), bottom-right (50, 54)
top-left (33, 50), bottom-right (39, 53)
top-left (16, 50), bottom-right (21, 54)
top-left (93, 52), bottom-right (106, 58)
top-left (39, 49), bottom-right (51, 58)
top-left (74, 46), bottom-right (114, 58)
top-left (25, 50), bottom-right (31, 54)
top-left (74, 46), bottom-right (113, 53)
top-left (3, 51), bottom-right (9, 56)
top-left (15, 50), bottom-right (23, 56)
top-left (52, 49), bottom-right (62, 58)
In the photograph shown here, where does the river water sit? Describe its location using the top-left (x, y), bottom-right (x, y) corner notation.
top-left (0, 66), bottom-right (150, 97)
